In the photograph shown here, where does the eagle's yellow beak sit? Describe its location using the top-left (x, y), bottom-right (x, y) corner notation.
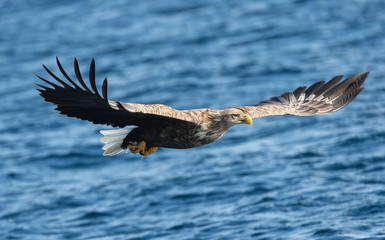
top-left (238, 114), bottom-right (253, 126)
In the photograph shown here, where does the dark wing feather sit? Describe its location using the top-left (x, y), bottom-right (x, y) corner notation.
top-left (236, 72), bottom-right (369, 118)
top-left (37, 58), bottom-right (198, 128)
top-left (102, 77), bottom-right (108, 101)
top-left (88, 58), bottom-right (102, 99)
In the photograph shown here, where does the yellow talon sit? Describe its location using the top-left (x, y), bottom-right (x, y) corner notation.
top-left (126, 141), bottom-right (158, 156)
top-left (128, 141), bottom-right (146, 154)
top-left (140, 147), bottom-right (158, 156)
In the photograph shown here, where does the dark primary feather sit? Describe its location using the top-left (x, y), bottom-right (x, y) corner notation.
top-left (74, 58), bottom-right (91, 92)
top-left (102, 77), bottom-right (108, 102)
top-left (304, 80), bottom-right (325, 99)
top-left (36, 58), bottom-right (198, 128)
top-left (56, 56), bottom-right (80, 88)
top-left (89, 58), bottom-right (102, 99)
top-left (313, 75), bottom-right (344, 97)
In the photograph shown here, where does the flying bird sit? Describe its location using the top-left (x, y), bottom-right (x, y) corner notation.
top-left (36, 58), bottom-right (368, 156)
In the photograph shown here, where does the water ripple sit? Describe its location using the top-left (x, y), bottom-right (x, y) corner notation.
top-left (1, 0), bottom-right (385, 239)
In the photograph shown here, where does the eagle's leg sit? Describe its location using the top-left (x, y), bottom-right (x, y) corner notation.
top-left (128, 141), bottom-right (146, 154)
top-left (139, 147), bottom-right (158, 156)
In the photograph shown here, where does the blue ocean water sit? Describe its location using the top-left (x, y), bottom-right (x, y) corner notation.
top-left (1, 0), bottom-right (385, 239)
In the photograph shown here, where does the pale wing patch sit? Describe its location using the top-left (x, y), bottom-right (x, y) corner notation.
top-left (236, 72), bottom-right (368, 118)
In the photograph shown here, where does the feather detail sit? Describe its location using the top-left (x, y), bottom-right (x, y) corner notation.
top-left (100, 128), bottom-right (135, 156)
top-left (236, 72), bottom-right (369, 118)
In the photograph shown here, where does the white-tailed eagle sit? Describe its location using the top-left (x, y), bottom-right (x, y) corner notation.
top-left (36, 58), bottom-right (368, 156)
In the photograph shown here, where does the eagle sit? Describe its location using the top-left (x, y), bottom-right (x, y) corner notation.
top-left (36, 58), bottom-right (368, 156)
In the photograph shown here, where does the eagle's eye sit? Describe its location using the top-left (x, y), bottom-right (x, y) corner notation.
top-left (231, 114), bottom-right (240, 119)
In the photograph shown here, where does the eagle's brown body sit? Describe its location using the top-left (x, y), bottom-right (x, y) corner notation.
top-left (121, 111), bottom-right (218, 149)
top-left (110, 103), bottom-right (235, 149)
top-left (37, 58), bottom-right (368, 156)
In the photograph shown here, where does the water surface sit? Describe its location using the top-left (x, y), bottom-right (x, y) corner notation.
top-left (1, 0), bottom-right (385, 239)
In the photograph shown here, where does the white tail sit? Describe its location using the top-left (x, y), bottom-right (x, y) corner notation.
top-left (99, 128), bottom-right (135, 156)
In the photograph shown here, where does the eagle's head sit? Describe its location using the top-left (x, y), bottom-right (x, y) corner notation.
top-left (216, 108), bottom-right (253, 127)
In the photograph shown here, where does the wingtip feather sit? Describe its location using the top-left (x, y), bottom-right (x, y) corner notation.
top-left (102, 77), bottom-right (108, 101)
top-left (74, 58), bottom-right (91, 92)
top-left (89, 57), bottom-right (102, 98)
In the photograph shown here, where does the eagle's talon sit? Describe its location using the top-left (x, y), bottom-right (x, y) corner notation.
top-left (127, 145), bottom-right (138, 154)
top-left (128, 141), bottom-right (146, 154)
top-left (130, 148), bottom-right (140, 154)
top-left (139, 147), bottom-right (158, 156)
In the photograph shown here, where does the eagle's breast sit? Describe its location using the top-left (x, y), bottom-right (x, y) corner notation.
top-left (190, 121), bottom-right (229, 147)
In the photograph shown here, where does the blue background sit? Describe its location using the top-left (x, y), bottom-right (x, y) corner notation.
top-left (1, 0), bottom-right (385, 239)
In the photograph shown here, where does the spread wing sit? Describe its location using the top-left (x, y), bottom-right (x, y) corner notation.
top-left (236, 72), bottom-right (368, 118)
top-left (36, 57), bottom-right (197, 128)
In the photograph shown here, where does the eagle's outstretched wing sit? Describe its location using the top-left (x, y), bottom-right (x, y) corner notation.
top-left (36, 58), bottom-right (197, 128)
top-left (236, 72), bottom-right (368, 118)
